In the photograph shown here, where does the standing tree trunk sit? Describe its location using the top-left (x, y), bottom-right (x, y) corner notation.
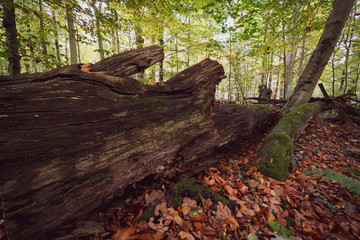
top-left (39, 0), bottom-right (48, 63)
top-left (66, 3), bottom-right (77, 64)
top-left (2, 0), bottom-right (21, 75)
top-left (282, 0), bottom-right (355, 114)
top-left (93, 1), bottom-right (105, 60)
top-left (255, 0), bottom-right (355, 180)
top-left (135, 20), bottom-right (145, 79)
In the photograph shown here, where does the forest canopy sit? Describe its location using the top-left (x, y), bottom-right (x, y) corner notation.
top-left (1, 0), bottom-right (359, 101)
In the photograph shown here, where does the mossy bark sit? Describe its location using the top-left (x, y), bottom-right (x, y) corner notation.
top-left (254, 102), bottom-right (327, 180)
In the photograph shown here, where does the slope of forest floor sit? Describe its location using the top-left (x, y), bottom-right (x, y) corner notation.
top-left (87, 114), bottom-right (360, 240)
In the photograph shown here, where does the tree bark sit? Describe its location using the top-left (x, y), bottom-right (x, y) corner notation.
top-left (282, 0), bottom-right (355, 114)
top-left (2, 0), bottom-right (21, 75)
top-left (254, 101), bottom-right (328, 180)
top-left (66, 3), bottom-right (77, 64)
top-left (0, 45), bottom-right (276, 239)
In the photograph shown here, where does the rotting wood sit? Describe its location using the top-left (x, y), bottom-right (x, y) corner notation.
top-left (0, 45), bottom-right (276, 239)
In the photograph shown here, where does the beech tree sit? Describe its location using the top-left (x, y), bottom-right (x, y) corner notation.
top-left (282, 0), bottom-right (356, 114)
top-left (2, 0), bottom-right (21, 75)
top-left (254, 0), bottom-right (356, 180)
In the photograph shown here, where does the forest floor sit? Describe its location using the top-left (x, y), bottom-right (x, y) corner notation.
top-left (91, 114), bottom-right (360, 240)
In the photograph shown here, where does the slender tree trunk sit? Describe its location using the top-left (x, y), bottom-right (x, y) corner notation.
top-left (115, 31), bottom-right (120, 52)
top-left (274, 67), bottom-right (280, 100)
top-left (228, 30), bottom-right (232, 102)
top-left (52, 13), bottom-right (61, 68)
top-left (284, 3), bottom-right (300, 98)
top-left (331, 51), bottom-right (336, 97)
top-left (21, 48), bottom-right (30, 72)
top-left (135, 20), bottom-right (145, 79)
top-left (39, 0), bottom-right (47, 62)
top-left (282, 0), bottom-right (355, 114)
top-left (2, 0), bottom-right (21, 75)
top-left (297, 38), bottom-right (306, 77)
top-left (261, 30), bottom-right (267, 85)
top-left (77, 32), bottom-right (81, 63)
top-left (355, 63), bottom-right (360, 98)
top-left (93, 2), bottom-right (105, 60)
top-left (158, 30), bottom-right (164, 83)
top-left (66, 3), bottom-right (77, 64)
top-left (268, 52), bottom-right (274, 92)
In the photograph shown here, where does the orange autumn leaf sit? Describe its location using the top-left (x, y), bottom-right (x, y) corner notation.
top-left (273, 185), bottom-right (284, 195)
top-left (224, 185), bottom-right (234, 196)
top-left (113, 226), bottom-right (136, 240)
top-left (193, 222), bottom-right (202, 231)
top-left (106, 216), bottom-right (122, 232)
top-left (200, 226), bottom-right (217, 236)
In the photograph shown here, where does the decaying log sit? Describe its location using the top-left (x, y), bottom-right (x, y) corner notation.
top-left (0, 46), bottom-right (276, 239)
top-left (253, 101), bottom-right (328, 180)
top-left (317, 83), bottom-right (360, 126)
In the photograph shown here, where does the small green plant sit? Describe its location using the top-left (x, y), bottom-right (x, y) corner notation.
top-left (268, 220), bottom-right (293, 237)
top-left (235, 170), bottom-right (243, 179)
top-left (229, 158), bottom-right (236, 167)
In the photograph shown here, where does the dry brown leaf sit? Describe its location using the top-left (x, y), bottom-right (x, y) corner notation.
top-left (106, 216), bottom-right (122, 232)
top-left (214, 202), bottom-right (232, 225)
top-left (193, 222), bottom-right (202, 231)
top-left (113, 226), bottom-right (136, 240)
top-left (202, 198), bottom-right (213, 211)
top-left (253, 203), bottom-right (261, 213)
top-left (145, 189), bottom-right (165, 206)
top-left (226, 216), bottom-right (240, 231)
top-left (154, 201), bottom-right (167, 217)
top-left (182, 197), bottom-right (198, 209)
top-left (239, 204), bottom-right (255, 216)
top-left (273, 185), bottom-right (284, 195)
top-left (148, 218), bottom-right (169, 235)
top-left (227, 195), bottom-right (246, 206)
top-left (267, 208), bottom-right (275, 221)
top-left (269, 196), bottom-right (281, 205)
top-left (138, 234), bottom-right (156, 240)
top-left (200, 226), bottom-right (217, 236)
top-left (190, 212), bottom-right (209, 222)
top-left (179, 231), bottom-right (195, 240)
top-left (224, 185), bottom-right (234, 195)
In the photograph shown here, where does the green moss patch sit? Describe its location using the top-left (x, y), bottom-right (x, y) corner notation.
top-left (256, 104), bottom-right (273, 113)
top-left (254, 132), bottom-right (293, 181)
top-left (277, 103), bottom-right (318, 139)
top-left (305, 168), bottom-right (360, 194)
top-left (171, 177), bottom-right (235, 209)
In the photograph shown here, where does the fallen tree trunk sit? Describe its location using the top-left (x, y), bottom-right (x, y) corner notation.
top-left (253, 101), bottom-right (328, 180)
top-left (0, 45), bottom-right (276, 239)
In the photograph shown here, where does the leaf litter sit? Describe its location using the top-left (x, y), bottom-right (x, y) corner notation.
top-left (91, 116), bottom-right (360, 240)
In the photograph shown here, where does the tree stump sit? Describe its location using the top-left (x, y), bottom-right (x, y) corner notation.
top-left (0, 45), bottom-right (276, 239)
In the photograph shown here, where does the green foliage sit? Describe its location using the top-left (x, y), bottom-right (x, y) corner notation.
top-left (305, 168), bottom-right (360, 194)
top-left (268, 220), bottom-right (293, 237)
top-left (1, 0), bottom-right (358, 101)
